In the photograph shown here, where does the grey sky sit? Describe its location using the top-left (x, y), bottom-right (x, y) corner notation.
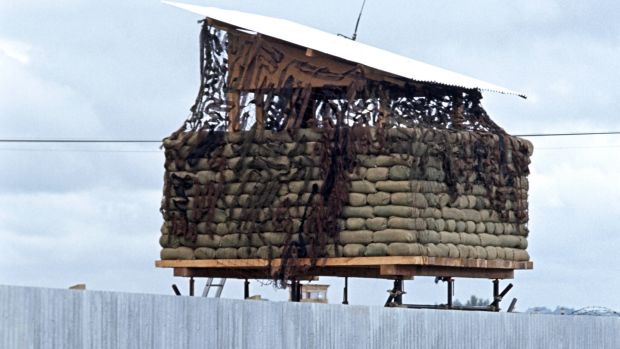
top-left (1, 0), bottom-right (619, 310)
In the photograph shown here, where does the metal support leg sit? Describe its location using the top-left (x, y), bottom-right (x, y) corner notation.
top-left (291, 279), bottom-right (301, 302)
top-left (244, 279), bottom-right (250, 299)
top-left (189, 277), bottom-right (195, 297)
top-left (342, 277), bottom-right (349, 305)
top-left (394, 279), bottom-right (403, 305)
top-left (447, 277), bottom-right (453, 308)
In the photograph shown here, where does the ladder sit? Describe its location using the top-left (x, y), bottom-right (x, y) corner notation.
top-left (202, 278), bottom-right (226, 298)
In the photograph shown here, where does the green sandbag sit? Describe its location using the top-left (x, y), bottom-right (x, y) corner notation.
top-left (426, 243), bottom-right (440, 257)
top-left (418, 230), bottom-right (441, 244)
top-left (346, 218), bottom-right (366, 230)
top-left (215, 222), bottom-right (238, 236)
top-left (364, 243), bottom-right (388, 256)
top-left (466, 221), bottom-right (476, 234)
top-left (262, 232), bottom-right (289, 246)
top-left (161, 247), bottom-right (195, 260)
top-left (513, 249), bottom-right (530, 261)
top-left (485, 246), bottom-right (498, 260)
top-left (194, 247), bottom-right (216, 259)
top-left (374, 205), bottom-right (413, 218)
top-left (435, 243), bottom-right (451, 257)
top-left (447, 244), bottom-right (460, 258)
top-left (479, 233), bottom-right (500, 246)
top-left (462, 209), bottom-right (481, 222)
top-left (256, 246), bottom-right (283, 259)
top-left (460, 233), bottom-right (481, 246)
top-left (367, 192), bottom-right (390, 206)
top-left (343, 244), bottom-right (366, 257)
top-left (442, 207), bottom-right (464, 220)
top-left (366, 217), bottom-right (387, 231)
top-left (366, 167), bottom-right (389, 182)
top-left (215, 248), bottom-right (238, 259)
top-left (348, 193), bottom-right (367, 206)
top-left (220, 234), bottom-right (250, 248)
top-left (475, 246), bottom-right (487, 259)
top-left (375, 181), bottom-right (410, 192)
top-left (342, 206), bottom-right (374, 218)
top-left (438, 231), bottom-right (460, 245)
top-left (387, 217), bottom-right (416, 230)
top-left (426, 218), bottom-right (445, 231)
top-left (350, 180), bottom-right (377, 194)
top-left (386, 242), bottom-right (411, 256)
top-left (339, 230), bottom-right (373, 244)
top-left (237, 247), bottom-right (257, 259)
top-left (455, 221), bottom-right (467, 233)
top-left (484, 222), bottom-right (496, 234)
top-left (389, 165), bottom-right (411, 180)
top-left (159, 234), bottom-right (180, 248)
top-left (326, 245), bottom-right (343, 257)
top-left (373, 229), bottom-right (416, 243)
top-left (195, 234), bottom-right (221, 248)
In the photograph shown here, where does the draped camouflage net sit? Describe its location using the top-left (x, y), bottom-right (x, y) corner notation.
top-left (159, 23), bottom-right (533, 286)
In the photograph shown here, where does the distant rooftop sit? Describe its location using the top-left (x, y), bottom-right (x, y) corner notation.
top-left (165, 1), bottom-right (526, 98)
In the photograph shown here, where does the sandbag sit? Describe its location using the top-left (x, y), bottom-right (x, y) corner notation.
top-left (374, 205), bottom-right (413, 218)
top-left (215, 247), bottom-right (238, 259)
top-left (367, 192), bottom-right (390, 206)
top-left (348, 193), bottom-right (367, 206)
top-left (194, 247), bottom-right (216, 259)
top-left (389, 165), bottom-right (411, 180)
top-left (343, 244), bottom-right (366, 257)
top-left (339, 230), bottom-right (373, 244)
top-left (256, 246), bottom-right (282, 259)
top-left (373, 229), bottom-right (416, 243)
top-left (237, 247), bottom-right (257, 259)
top-left (350, 180), bottom-right (377, 194)
top-left (366, 167), bottom-right (389, 182)
top-left (366, 217), bottom-right (388, 231)
top-left (438, 231), bottom-right (460, 245)
top-left (364, 243), bottom-right (388, 256)
top-left (342, 206), bottom-right (374, 218)
top-left (346, 218), bottom-right (366, 230)
top-left (418, 230), bottom-right (441, 244)
top-left (375, 181), bottom-right (411, 192)
top-left (195, 234), bottom-right (221, 248)
top-left (160, 247), bottom-right (195, 260)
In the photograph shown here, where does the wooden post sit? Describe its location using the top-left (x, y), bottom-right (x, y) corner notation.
top-left (255, 92), bottom-right (264, 129)
top-left (227, 90), bottom-right (241, 132)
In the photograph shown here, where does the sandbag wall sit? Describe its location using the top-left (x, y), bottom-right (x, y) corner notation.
top-left (160, 127), bottom-right (533, 262)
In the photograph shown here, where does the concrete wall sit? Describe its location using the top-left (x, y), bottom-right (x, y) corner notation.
top-left (1, 284), bottom-right (618, 349)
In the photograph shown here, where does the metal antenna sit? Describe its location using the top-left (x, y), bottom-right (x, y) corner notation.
top-left (338, 0), bottom-right (367, 41)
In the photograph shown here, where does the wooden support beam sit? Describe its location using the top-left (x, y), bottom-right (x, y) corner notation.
top-left (379, 265), bottom-right (514, 279)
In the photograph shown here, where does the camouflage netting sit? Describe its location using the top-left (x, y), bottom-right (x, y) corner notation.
top-left (159, 23), bottom-right (533, 285)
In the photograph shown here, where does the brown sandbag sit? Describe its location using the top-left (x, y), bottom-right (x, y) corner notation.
top-left (339, 230), bottom-right (373, 244)
top-left (343, 244), bottom-right (366, 257)
top-left (366, 217), bottom-right (388, 231)
top-left (364, 243), bottom-right (388, 256)
top-left (194, 247), bottom-right (216, 259)
top-left (367, 192), bottom-right (391, 206)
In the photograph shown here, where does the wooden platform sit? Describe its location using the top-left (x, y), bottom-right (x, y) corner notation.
top-left (156, 257), bottom-right (533, 280)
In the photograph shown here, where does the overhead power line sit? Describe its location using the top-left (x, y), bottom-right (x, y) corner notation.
top-left (1, 131), bottom-right (620, 144)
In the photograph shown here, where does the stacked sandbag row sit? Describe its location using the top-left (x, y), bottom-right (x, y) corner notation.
top-left (160, 127), bottom-right (532, 262)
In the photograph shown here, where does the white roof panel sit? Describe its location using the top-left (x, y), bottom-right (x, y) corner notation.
top-left (164, 1), bottom-right (525, 98)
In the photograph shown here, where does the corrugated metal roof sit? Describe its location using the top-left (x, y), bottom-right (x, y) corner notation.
top-left (164, 1), bottom-right (526, 99)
